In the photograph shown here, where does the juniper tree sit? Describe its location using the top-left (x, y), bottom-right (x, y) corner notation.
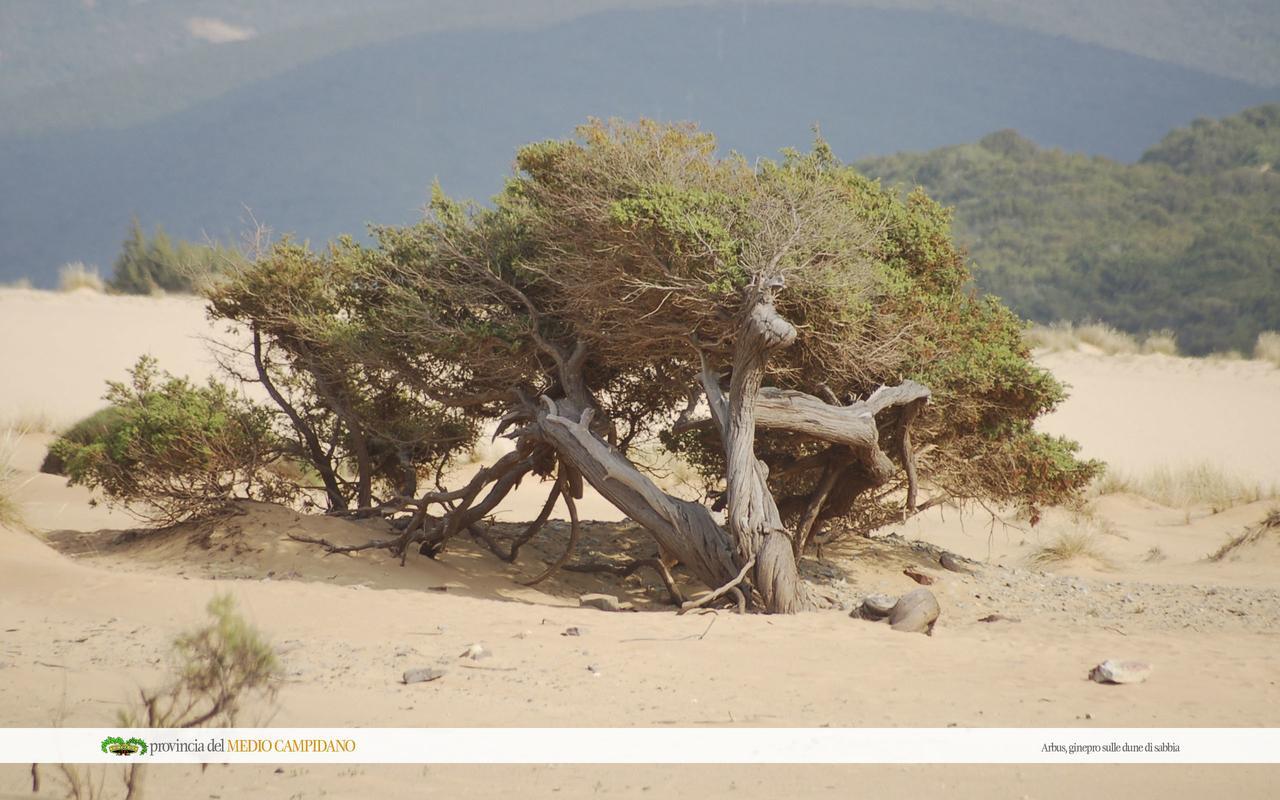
top-left (230, 120), bottom-right (1099, 612)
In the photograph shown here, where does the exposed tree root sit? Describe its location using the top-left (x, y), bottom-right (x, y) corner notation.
top-left (520, 482), bottom-right (580, 586)
top-left (679, 557), bottom-right (755, 614)
top-left (284, 531), bottom-right (401, 556)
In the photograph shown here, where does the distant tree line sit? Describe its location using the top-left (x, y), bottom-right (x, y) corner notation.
top-left (857, 104), bottom-right (1280, 355)
top-left (109, 217), bottom-right (241, 294)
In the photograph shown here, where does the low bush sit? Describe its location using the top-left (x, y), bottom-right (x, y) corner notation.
top-left (50, 357), bottom-right (296, 523)
top-left (1255, 331), bottom-right (1280, 366)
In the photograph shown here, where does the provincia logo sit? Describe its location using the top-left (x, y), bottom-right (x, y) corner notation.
top-left (94, 733), bottom-right (357, 759)
top-left (100, 736), bottom-right (148, 757)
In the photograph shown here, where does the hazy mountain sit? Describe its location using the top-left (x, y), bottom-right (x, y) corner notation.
top-left (3, 1), bottom-right (1277, 133)
top-left (2, 4), bottom-right (1276, 285)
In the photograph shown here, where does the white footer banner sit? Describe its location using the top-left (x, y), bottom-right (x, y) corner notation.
top-left (2, 728), bottom-right (1278, 764)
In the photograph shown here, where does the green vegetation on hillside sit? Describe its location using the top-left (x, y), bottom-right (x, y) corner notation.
top-left (857, 105), bottom-right (1280, 355)
top-left (1141, 105), bottom-right (1280, 175)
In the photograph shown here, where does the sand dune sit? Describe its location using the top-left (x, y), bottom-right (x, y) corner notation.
top-left (2, 288), bottom-right (1279, 798)
top-left (1037, 349), bottom-right (1280, 487)
top-left (0, 288), bottom-right (237, 429)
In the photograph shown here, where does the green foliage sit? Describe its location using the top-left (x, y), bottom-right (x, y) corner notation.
top-left (857, 104), bottom-right (1280, 355)
top-left (206, 238), bottom-right (480, 510)
top-left (50, 357), bottom-right (295, 523)
top-left (358, 119), bottom-right (1098, 525)
top-left (108, 218), bottom-right (242, 295)
top-left (765, 147), bottom-right (1100, 516)
top-left (40, 406), bottom-right (125, 475)
top-left (1141, 105), bottom-right (1280, 175)
top-left (206, 119), bottom-right (1097, 539)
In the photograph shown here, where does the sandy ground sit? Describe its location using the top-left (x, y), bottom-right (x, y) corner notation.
top-left (2, 288), bottom-right (1279, 797)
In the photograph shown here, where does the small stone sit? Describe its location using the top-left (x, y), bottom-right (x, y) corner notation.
top-left (888, 587), bottom-right (941, 635)
top-left (587, 663), bottom-right (601, 675)
top-left (561, 627), bottom-right (585, 636)
top-left (459, 643), bottom-right (490, 660)
top-left (579, 593), bottom-right (633, 612)
top-left (903, 567), bottom-right (936, 586)
top-left (939, 552), bottom-right (976, 574)
top-left (856, 594), bottom-right (897, 620)
top-left (402, 667), bottom-right (446, 684)
top-left (1088, 659), bottom-right (1152, 685)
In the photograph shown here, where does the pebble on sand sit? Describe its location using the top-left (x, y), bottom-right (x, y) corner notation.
top-left (402, 667), bottom-right (446, 684)
top-left (1088, 659), bottom-right (1152, 684)
top-left (579, 593), bottom-right (633, 612)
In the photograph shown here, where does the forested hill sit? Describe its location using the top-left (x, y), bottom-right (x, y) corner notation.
top-left (856, 105), bottom-right (1280, 355)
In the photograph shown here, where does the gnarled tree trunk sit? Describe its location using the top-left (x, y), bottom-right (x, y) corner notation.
top-left (391, 285), bottom-right (929, 614)
top-left (702, 292), bottom-right (808, 612)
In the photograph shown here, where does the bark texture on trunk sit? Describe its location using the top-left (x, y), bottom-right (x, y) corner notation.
top-left (533, 398), bottom-right (740, 593)
top-left (701, 294), bottom-right (808, 613)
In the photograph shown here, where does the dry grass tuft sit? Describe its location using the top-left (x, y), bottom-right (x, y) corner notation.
top-left (1205, 349), bottom-right (1246, 363)
top-left (0, 408), bottom-right (56, 435)
top-left (1023, 321), bottom-right (1181, 356)
top-left (1255, 331), bottom-right (1280, 367)
top-left (57, 262), bottom-right (105, 292)
top-left (1024, 322), bottom-right (1083, 352)
top-left (1094, 462), bottom-right (1275, 512)
top-left (1073, 323), bottom-right (1140, 354)
top-left (0, 429), bottom-right (22, 527)
top-left (1024, 321), bottom-right (1135, 353)
top-left (1140, 329), bottom-right (1178, 355)
top-left (1029, 530), bottom-right (1112, 568)
top-left (1208, 507), bottom-right (1280, 561)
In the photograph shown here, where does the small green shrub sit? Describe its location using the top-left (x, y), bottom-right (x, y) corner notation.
top-left (126, 593), bottom-right (281, 728)
top-left (50, 595), bottom-right (280, 799)
top-left (50, 357), bottom-right (296, 524)
top-left (109, 218), bottom-right (241, 295)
